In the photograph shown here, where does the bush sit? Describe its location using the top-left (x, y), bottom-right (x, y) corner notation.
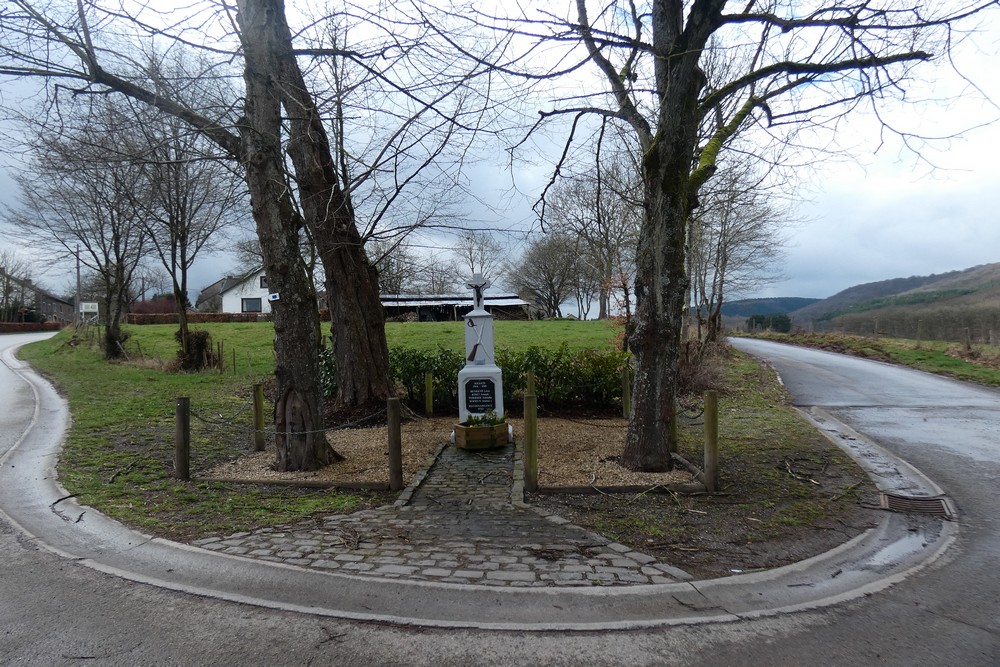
top-left (318, 345), bottom-right (337, 398)
top-left (389, 343), bottom-right (630, 414)
top-left (176, 329), bottom-right (213, 371)
top-left (127, 313), bottom-right (260, 325)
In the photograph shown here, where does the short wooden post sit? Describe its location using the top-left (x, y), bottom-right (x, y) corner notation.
top-left (964, 327), bottom-right (972, 352)
top-left (232, 347), bottom-right (237, 375)
top-left (424, 371), bottom-right (434, 417)
top-left (175, 397), bottom-right (190, 481)
top-left (252, 383), bottom-right (265, 451)
top-left (703, 390), bottom-right (719, 493)
top-left (524, 393), bottom-right (538, 492)
top-left (622, 363), bottom-right (632, 418)
top-left (387, 398), bottom-right (403, 491)
top-left (526, 370), bottom-right (535, 397)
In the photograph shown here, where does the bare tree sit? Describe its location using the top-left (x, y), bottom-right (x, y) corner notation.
top-left (0, 0), bottom-right (494, 470)
top-left (452, 230), bottom-right (506, 284)
top-left (367, 238), bottom-right (421, 294)
top-left (433, 0), bottom-right (997, 470)
top-left (508, 233), bottom-right (578, 318)
top-left (118, 57), bottom-right (245, 367)
top-left (0, 249), bottom-right (33, 322)
top-left (544, 152), bottom-right (641, 319)
top-left (417, 259), bottom-right (461, 295)
top-left (8, 104), bottom-right (149, 358)
top-left (688, 160), bottom-right (790, 344)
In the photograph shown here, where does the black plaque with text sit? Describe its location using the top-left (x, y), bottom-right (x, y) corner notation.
top-left (464, 378), bottom-right (496, 414)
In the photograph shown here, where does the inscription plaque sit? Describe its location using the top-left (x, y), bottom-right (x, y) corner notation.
top-left (464, 378), bottom-right (497, 414)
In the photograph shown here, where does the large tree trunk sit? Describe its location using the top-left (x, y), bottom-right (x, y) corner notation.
top-left (622, 184), bottom-right (688, 471)
top-left (317, 228), bottom-right (392, 415)
top-left (262, 0), bottom-right (393, 416)
top-left (622, 17), bottom-right (707, 471)
top-left (237, 0), bottom-right (338, 471)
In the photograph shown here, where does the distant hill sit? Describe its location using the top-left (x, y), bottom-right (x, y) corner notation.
top-left (787, 262), bottom-right (1000, 342)
top-left (721, 297), bottom-right (821, 317)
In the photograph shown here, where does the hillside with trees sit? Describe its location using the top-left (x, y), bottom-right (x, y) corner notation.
top-left (788, 262), bottom-right (1000, 342)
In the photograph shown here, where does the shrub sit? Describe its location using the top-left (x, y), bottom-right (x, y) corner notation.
top-left (176, 329), bottom-right (213, 371)
top-left (389, 343), bottom-right (630, 414)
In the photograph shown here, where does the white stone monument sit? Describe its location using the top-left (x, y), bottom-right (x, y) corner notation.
top-left (457, 272), bottom-right (504, 423)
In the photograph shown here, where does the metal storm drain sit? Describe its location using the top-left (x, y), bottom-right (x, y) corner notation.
top-left (879, 492), bottom-right (955, 520)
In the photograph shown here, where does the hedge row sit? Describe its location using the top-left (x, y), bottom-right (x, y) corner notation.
top-left (389, 344), bottom-right (630, 413)
top-left (126, 313), bottom-right (261, 325)
top-left (0, 322), bottom-right (63, 333)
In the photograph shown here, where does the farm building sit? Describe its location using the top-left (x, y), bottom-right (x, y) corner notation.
top-left (196, 269), bottom-right (529, 321)
top-left (381, 294), bottom-right (530, 321)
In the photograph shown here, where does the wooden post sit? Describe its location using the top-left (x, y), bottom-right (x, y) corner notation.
top-left (232, 347), bottom-right (237, 375)
top-left (964, 327), bottom-right (972, 352)
top-left (703, 390), bottom-right (719, 493)
top-left (175, 397), bottom-right (190, 481)
top-left (387, 398), bottom-right (403, 491)
top-left (424, 371), bottom-right (434, 417)
top-left (252, 383), bottom-right (266, 452)
top-left (524, 393), bottom-right (538, 492)
top-left (526, 370), bottom-right (535, 397)
top-left (622, 363), bottom-right (632, 418)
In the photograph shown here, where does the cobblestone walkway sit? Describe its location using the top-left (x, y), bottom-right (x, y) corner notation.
top-left (193, 442), bottom-right (691, 588)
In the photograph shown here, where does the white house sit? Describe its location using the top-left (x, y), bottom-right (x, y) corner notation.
top-left (196, 269), bottom-right (272, 315)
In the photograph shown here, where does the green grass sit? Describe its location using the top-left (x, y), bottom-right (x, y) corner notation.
top-left (19, 329), bottom-right (390, 540)
top-left (386, 319), bottom-right (620, 353)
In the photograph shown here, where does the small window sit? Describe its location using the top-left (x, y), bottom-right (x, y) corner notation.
top-left (242, 298), bottom-right (262, 313)
top-left (259, 275), bottom-right (268, 289)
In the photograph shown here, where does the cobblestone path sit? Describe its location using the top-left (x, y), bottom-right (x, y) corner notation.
top-left (193, 442), bottom-right (691, 587)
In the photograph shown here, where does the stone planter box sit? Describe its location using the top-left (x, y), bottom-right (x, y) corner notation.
top-left (454, 422), bottom-right (508, 450)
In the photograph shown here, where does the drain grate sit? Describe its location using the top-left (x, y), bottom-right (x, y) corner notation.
top-left (879, 492), bottom-right (955, 519)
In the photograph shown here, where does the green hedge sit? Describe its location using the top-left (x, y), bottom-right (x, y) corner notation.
top-left (389, 344), bottom-right (630, 413)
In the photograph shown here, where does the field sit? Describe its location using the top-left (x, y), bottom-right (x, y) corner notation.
top-left (113, 319), bottom-right (621, 373)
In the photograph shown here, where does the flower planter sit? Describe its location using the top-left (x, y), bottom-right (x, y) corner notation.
top-left (454, 422), bottom-right (508, 450)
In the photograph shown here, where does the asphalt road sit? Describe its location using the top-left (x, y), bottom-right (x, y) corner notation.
top-left (0, 333), bottom-right (997, 666)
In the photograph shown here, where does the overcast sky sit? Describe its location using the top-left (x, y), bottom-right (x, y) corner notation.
top-left (1, 5), bottom-right (999, 305)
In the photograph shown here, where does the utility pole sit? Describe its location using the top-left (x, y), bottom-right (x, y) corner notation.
top-left (75, 244), bottom-right (81, 327)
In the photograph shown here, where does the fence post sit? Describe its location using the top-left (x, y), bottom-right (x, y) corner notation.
top-left (387, 397), bottom-right (403, 491)
top-left (252, 383), bottom-right (265, 451)
top-left (424, 371), bottom-right (434, 417)
top-left (703, 390), bottom-right (718, 493)
top-left (175, 397), bottom-right (190, 481)
top-left (964, 327), bottom-right (973, 352)
top-left (526, 370), bottom-right (535, 397)
top-left (524, 393), bottom-right (538, 492)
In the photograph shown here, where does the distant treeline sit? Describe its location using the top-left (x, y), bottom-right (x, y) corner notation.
top-left (815, 307), bottom-right (1000, 344)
